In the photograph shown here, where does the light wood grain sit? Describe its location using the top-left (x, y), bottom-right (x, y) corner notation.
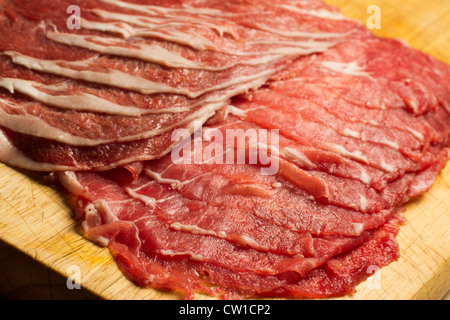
top-left (0, 0), bottom-right (449, 300)
top-left (444, 291), bottom-right (450, 300)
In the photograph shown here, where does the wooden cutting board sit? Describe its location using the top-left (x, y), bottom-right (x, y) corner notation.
top-left (0, 0), bottom-right (449, 300)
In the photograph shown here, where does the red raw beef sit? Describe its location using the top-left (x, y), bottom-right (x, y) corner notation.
top-left (58, 161), bottom-right (403, 299)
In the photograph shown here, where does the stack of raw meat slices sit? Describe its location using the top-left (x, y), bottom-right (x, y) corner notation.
top-left (0, 0), bottom-right (355, 170)
top-left (1, 0), bottom-right (449, 299)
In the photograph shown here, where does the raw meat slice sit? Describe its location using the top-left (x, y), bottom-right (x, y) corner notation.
top-left (0, 0), bottom-right (358, 171)
top-left (239, 101), bottom-right (431, 180)
top-left (246, 89), bottom-right (425, 158)
top-left (59, 168), bottom-right (404, 299)
top-left (269, 79), bottom-right (445, 152)
top-left (60, 169), bottom-right (378, 277)
top-left (0, 124), bottom-right (190, 171)
top-left (272, 27), bottom-right (450, 116)
top-left (207, 115), bottom-right (393, 189)
top-left (126, 159), bottom-right (401, 238)
top-left (98, 214), bottom-right (402, 300)
top-left (199, 216), bottom-right (402, 299)
top-left (0, 0), bottom-right (353, 99)
top-left (58, 164), bottom-right (403, 300)
top-left (0, 92), bottom-right (222, 146)
top-left (232, 58), bottom-right (450, 189)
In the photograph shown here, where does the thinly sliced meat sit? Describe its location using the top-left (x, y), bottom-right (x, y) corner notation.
top-left (0, 54), bottom-right (263, 116)
top-left (0, 56), bottom-right (208, 116)
top-left (100, 214), bottom-right (401, 300)
top-left (0, 0), bottom-right (358, 171)
top-left (235, 90), bottom-right (449, 185)
top-left (0, 63), bottom-right (286, 170)
top-left (128, 135), bottom-right (446, 231)
top-left (58, 164), bottom-right (403, 300)
top-left (60, 171), bottom-right (404, 299)
top-left (114, 221), bottom-right (399, 300)
top-left (272, 27), bottom-right (450, 116)
top-left (44, 30), bottom-right (298, 72)
top-left (0, 93), bottom-right (222, 146)
top-left (82, 0), bottom-right (357, 49)
top-left (239, 100), bottom-right (425, 177)
top-left (112, 111), bottom-right (446, 215)
top-left (127, 160), bottom-right (401, 237)
top-left (213, 114), bottom-right (394, 190)
top-left (246, 89), bottom-right (425, 157)
top-left (3, 50), bottom-right (284, 98)
top-left (59, 170), bottom-right (380, 279)
top-left (0, 125), bottom-right (190, 171)
top-left (269, 79), bottom-right (444, 149)
top-left (200, 216), bottom-right (402, 299)
top-left (1, 0), bottom-right (352, 91)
